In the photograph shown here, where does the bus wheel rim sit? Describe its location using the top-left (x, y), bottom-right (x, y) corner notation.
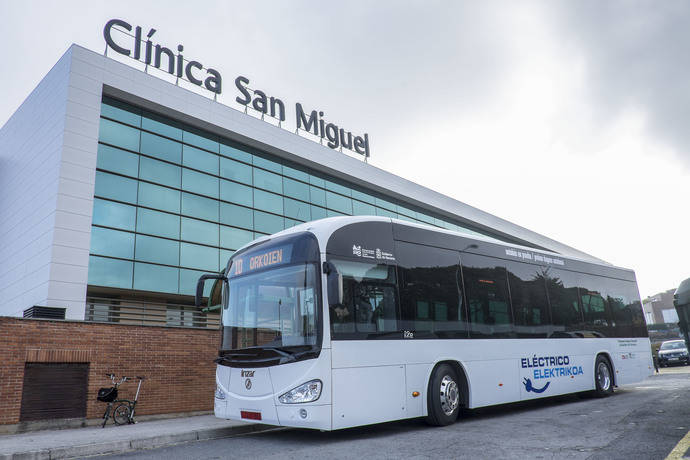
top-left (597, 362), bottom-right (611, 391)
top-left (439, 375), bottom-right (459, 416)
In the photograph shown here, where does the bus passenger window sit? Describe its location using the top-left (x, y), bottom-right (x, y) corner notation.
top-left (328, 260), bottom-right (398, 337)
top-left (461, 253), bottom-right (514, 338)
top-left (505, 261), bottom-right (552, 338)
top-left (396, 241), bottom-right (465, 338)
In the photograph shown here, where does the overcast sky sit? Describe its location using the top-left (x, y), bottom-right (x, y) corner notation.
top-left (1, 0), bottom-right (688, 299)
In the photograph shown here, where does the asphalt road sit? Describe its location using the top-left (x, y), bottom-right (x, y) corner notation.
top-left (103, 367), bottom-right (690, 460)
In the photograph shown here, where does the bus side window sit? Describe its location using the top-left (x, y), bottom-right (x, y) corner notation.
top-left (578, 274), bottom-right (614, 337)
top-left (461, 253), bottom-right (514, 338)
top-left (544, 268), bottom-right (584, 336)
top-left (396, 241), bottom-right (465, 338)
top-left (505, 260), bottom-right (552, 338)
top-left (328, 260), bottom-right (398, 337)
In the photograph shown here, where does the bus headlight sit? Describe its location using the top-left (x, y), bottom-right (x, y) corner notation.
top-left (215, 384), bottom-right (226, 400)
top-left (278, 380), bottom-right (322, 404)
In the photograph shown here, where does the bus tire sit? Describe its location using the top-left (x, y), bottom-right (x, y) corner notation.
top-left (594, 355), bottom-right (614, 398)
top-left (425, 364), bottom-right (460, 426)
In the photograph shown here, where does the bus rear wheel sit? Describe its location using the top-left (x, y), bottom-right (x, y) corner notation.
top-left (425, 364), bottom-right (460, 426)
top-left (594, 356), bottom-right (614, 398)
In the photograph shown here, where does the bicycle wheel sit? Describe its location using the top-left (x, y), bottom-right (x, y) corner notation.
top-left (113, 403), bottom-right (131, 425)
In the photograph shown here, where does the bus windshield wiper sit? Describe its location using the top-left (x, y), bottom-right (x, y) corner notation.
top-left (259, 347), bottom-right (297, 363)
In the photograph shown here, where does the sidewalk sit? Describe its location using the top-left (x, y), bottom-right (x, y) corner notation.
top-left (0, 415), bottom-right (266, 459)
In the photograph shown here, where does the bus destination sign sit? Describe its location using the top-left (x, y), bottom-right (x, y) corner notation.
top-left (230, 245), bottom-right (292, 277)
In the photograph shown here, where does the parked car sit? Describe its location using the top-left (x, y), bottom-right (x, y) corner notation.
top-left (657, 339), bottom-right (690, 367)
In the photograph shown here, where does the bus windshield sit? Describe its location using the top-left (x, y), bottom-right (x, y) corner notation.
top-left (222, 263), bottom-right (319, 352)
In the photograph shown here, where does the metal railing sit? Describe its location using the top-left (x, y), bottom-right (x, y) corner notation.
top-left (85, 297), bottom-right (220, 329)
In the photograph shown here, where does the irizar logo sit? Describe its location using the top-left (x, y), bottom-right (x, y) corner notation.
top-left (241, 370), bottom-right (255, 377)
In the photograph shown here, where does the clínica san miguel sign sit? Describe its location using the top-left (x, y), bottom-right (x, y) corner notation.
top-left (103, 19), bottom-right (371, 158)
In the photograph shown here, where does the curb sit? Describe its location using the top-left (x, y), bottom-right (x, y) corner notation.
top-left (0, 423), bottom-right (268, 460)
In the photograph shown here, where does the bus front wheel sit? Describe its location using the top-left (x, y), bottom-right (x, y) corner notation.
top-left (425, 364), bottom-right (460, 426)
top-left (594, 355), bottom-right (614, 397)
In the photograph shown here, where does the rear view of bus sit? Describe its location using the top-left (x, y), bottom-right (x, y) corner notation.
top-left (197, 230), bottom-right (332, 429)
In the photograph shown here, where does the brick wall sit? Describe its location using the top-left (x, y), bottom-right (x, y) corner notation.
top-left (0, 317), bottom-right (218, 425)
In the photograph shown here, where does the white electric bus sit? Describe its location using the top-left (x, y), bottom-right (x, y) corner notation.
top-left (196, 216), bottom-right (652, 430)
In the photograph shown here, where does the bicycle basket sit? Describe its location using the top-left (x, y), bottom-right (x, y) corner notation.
top-left (97, 387), bottom-right (118, 402)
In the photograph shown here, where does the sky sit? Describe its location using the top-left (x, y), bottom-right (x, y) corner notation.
top-left (1, 0), bottom-right (688, 299)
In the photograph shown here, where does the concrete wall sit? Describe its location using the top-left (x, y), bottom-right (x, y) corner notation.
top-left (0, 49), bottom-right (72, 318)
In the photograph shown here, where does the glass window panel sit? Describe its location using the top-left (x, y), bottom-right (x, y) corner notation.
top-left (90, 227), bottom-right (134, 259)
top-left (140, 132), bottom-right (182, 164)
top-left (375, 197), bottom-right (396, 211)
top-left (220, 179), bottom-right (253, 207)
top-left (462, 253), bottom-right (514, 338)
top-left (181, 192), bottom-right (218, 221)
top-left (284, 198), bottom-right (311, 221)
top-left (283, 177), bottom-right (310, 202)
top-left (220, 143), bottom-right (253, 163)
top-left (396, 205), bottom-right (417, 219)
top-left (253, 155), bottom-right (281, 173)
top-left (139, 156), bottom-right (181, 188)
top-left (220, 226), bottom-right (253, 250)
top-left (506, 261), bottom-right (551, 338)
top-left (352, 200), bottom-right (376, 216)
top-left (97, 144), bottom-right (139, 177)
top-left (183, 145), bottom-right (219, 175)
top-left (136, 208), bottom-right (179, 239)
top-left (351, 189), bottom-right (376, 204)
top-left (253, 168), bottom-right (282, 193)
top-left (282, 165), bottom-right (310, 182)
top-left (327, 209), bottom-right (346, 217)
top-left (183, 129), bottom-right (218, 152)
top-left (284, 218), bottom-right (301, 228)
top-left (135, 234), bottom-right (180, 266)
top-left (138, 182), bottom-right (180, 214)
top-left (95, 171), bottom-right (138, 204)
top-left (220, 157), bottom-right (252, 185)
top-left (325, 180), bottom-right (351, 197)
top-left (254, 210), bottom-right (284, 234)
top-left (182, 169), bottom-right (219, 198)
top-left (220, 203), bottom-right (253, 229)
top-left (254, 189), bottom-right (283, 214)
top-left (326, 192), bottom-right (352, 214)
top-left (101, 98), bottom-right (141, 127)
top-left (142, 112), bottom-right (182, 140)
top-left (99, 118), bottom-right (140, 152)
top-left (179, 268), bottom-right (214, 296)
top-left (92, 199), bottom-right (136, 231)
top-left (309, 174), bottom-right (326, 187)
top-left (417, 213), bottom-right (435, 224)
top-left (181, 217), bottom-right (219, 246)
top-left (180, 243), bottom-right (219, 271)
top-left (219, 250), bottom-right (234, 269)
top-left (310, 186), bottom-right (326, 206)
top-left (397, 241), bottom-right (464, 337)
top-left (133, 262), bottom-right (179, 293)
top-left (310, 205), bottom-right (327, 220)
top-left (88, 255), bottom-right (133, 289)
top-left (397, 214), bottom-right (416, 223)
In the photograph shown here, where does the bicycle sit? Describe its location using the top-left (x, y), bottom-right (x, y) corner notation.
top-left (97, 374), bottom-right (145, 428)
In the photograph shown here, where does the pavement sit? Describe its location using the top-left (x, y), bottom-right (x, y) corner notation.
top-left (0, 415), bottom-right (266, 460)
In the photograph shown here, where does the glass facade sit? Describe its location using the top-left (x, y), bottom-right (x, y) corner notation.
top-left (88, 97), bottom-right (491, 297)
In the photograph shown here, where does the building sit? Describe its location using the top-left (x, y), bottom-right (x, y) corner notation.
top-left (0, 44), bottom-right (607, 323)
top-left (642, 289), bottom-right (678, 325)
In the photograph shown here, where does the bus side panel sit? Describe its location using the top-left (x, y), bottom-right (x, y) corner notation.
top-left (332, 365), bottom-right (407, 429)
top-left (465, 359), bottom-right (520, 407)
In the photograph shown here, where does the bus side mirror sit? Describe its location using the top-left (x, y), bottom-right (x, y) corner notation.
top-left (195, 273), bottom-right (228, 308)
top-left (324, 262), bottom-right (343, 306)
